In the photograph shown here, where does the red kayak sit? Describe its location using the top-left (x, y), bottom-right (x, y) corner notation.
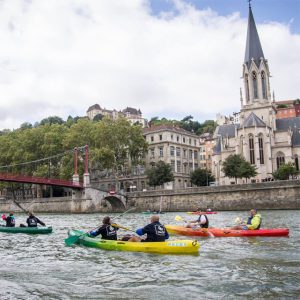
top-left (165, 225), bottom-right (289, 237)
top-left (187, 211), bottom-right (218, 215)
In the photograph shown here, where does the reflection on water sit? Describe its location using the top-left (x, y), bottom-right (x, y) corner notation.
top-left (0, 210), bottom-right (300, 299)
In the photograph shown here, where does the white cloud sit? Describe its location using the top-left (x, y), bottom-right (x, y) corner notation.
top-left (0, 0), bottom-right (299, 129)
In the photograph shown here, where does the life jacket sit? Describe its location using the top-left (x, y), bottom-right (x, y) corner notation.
top-left (97, 224), bottom-right (118, 240)
top-left (197, 214), bottom-right (209, 228)
top-left (247, 215), bottom-right (262, 230)
top-left (27, 216), bottom-right (38, 227)
top-left (142, 221), bottom-right (167, 242)
top-left (6, 216), bottom-right (15, 227)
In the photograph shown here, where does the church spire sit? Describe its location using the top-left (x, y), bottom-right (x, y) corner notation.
top-left (244, 4), bottom-right (264, 68)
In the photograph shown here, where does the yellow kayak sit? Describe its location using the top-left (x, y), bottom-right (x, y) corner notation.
top-left (67, 229), bottom-right (200, 254)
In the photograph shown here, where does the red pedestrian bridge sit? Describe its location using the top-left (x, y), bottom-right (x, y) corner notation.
top-left (0, 173), bottom-right (83, 189)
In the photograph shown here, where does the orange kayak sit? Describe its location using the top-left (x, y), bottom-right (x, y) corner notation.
top-left (165, 225), bottom-right (289, 237)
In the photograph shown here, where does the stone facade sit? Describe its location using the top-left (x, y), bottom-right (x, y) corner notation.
top-left (212, 6), bottom-right (300, 185)
top-left (144, 125), bottom-right (201, 189)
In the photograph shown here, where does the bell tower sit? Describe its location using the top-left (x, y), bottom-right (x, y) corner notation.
top-left (240, 2), bottom-right (275, 128)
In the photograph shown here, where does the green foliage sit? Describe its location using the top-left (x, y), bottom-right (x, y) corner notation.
top-left (20, 122), bottom-right (33, 130)
top-left (0, 115), bottom-right (148, 185)
top-left (148, 116), bottom-right (217, 135)
top-left (276, 104), bottom-right (288, 109)
top-left (293, 99), bottom-right (300, 105)
top-left (190, 168), bottom-right (215, 186)
top-left (272, 162), bottom-right (298, 180)
top-left (39, 116), bottom-right (65, 126)
top-left (222, 154), bottom-right (257, 183)
top-left (93, 114), bottom-right (103, 122)
top-left (146, 161), bottom-right (174, 188)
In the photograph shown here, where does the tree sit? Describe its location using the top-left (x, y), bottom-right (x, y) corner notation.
top-left (93, 114), bottom-right (103, 122)
top-left (40, 116), bottom-right (64, 126)
top-left (272, 162), bottom-right (298, 180)
top-left (146, 161), bottom-right (174, 188)
top-left (239, 161), bottom-right (258, 182)
top-left (190, 168), bottom-right (215, 186)
top-left (222, 154), bottom-right (257, 183)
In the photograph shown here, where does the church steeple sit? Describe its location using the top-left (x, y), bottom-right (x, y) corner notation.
top-left (242, 2), bottom-right (271, 105)
top-left (244, 4), bottom-right (264, 68)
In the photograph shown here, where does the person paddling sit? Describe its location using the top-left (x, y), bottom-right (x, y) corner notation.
top-left (2, 212), bottom-right (16, 227)
top-left (26, 212), bottom-right (46, 227)
top-left (186, 208), bottom-right (209, 228)
top-left (129, 215), bottom-right (169, 242)
top-left (89, 216), bottom-right (119, 240)
top-left (232, 209), bottom-right (262, 230)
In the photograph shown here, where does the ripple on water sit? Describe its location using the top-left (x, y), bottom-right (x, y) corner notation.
top-left (0, 211), bottom-right (300, 299)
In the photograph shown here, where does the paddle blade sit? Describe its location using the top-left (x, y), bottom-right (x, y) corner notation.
top-left (175, 215), bottom-right (183, 221)
top-left (64, 235), bottom-right (80, 246)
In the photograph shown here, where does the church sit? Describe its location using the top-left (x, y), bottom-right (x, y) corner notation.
top-left (212, 4), bottom-right (300, 185)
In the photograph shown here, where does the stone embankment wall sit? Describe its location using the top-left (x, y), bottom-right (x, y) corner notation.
top-left (127, 180), bottom-right (300, 212)
top-left (0, 196), bottom-right (105, 213)
top-left (1, 180), bottom-right (300, 213)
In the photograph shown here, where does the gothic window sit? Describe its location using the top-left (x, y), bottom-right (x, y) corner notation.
top-left (176, 160), bottom-right (181, 173)
top-left (245, 74), bottom-right (250, 102)
top-left (295, 155), bottom-right (299, 171)
top-left (252, 71), bottom-right (258, 99)
top-left (261, 71), bottom-right (267, 99)
top-left (258, 135), bottom-right (264, 164)
top-left (276, 152), bottom-right (285, 169)
top-left (176, 147), bottom-right (181, 157)
top-left (249, 134), bottom-right (255, 164)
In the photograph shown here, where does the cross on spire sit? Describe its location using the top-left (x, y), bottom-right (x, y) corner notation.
top-left (248, 0), bottom-right (252, 7)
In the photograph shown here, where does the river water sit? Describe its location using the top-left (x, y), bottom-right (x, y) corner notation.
top-left (0, 210), bottom-right (299, 299)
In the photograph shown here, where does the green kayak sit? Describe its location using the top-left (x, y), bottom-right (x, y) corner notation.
top-left (0, 226), bottom-right (52, 234)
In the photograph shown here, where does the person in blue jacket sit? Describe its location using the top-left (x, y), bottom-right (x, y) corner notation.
top-left (129, 215), bottom-right (169, 242)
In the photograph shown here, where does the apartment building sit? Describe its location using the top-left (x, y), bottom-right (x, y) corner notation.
top-left (199, 133), bottom-right (215, 172)
top-left (275, 100), bottom-right (300, 119)
top-left (143, 125), bottom-right (201, 189)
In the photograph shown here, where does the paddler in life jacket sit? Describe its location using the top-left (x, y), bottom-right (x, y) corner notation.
top-left (128, 215), bottom-right (169, 242)
top-left (232, 209), bottom-right (262, 230)
top-left (2, 212), bottom-right (16, 227)
top-left (89, 216), bottom-right (119, 240)
top-left (186, 208), bottom-right (209, 228)
top-left (26, 212), bottom-right (46, 227)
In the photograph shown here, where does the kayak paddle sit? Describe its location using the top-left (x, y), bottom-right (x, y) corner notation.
top-left (174, 215), bottom-right (215, 237)
top-left (111, 223), bottom-right (135, 233)
top-left (64, 207), bottom-right (136, 246)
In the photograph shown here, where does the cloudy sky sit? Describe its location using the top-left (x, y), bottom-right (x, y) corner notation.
top-left (0, 0), bottom-right (299, 129)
